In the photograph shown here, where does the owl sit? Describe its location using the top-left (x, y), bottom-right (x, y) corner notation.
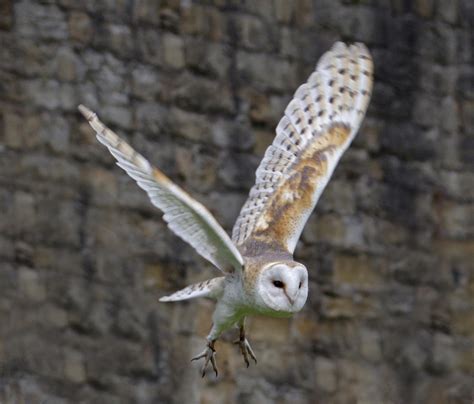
top-left (79, 42), bottom-right (373, 377)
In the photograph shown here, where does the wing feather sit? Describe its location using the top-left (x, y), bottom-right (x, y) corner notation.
top-left (232, 42), bottom-right (373, 256)
top-left (79, 105), bottom-right (243, 273)
top-left (159, 277), bottom-right (225, 302)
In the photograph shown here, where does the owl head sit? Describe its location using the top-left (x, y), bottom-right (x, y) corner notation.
top-left (255, 261), bottom-right (308, 315)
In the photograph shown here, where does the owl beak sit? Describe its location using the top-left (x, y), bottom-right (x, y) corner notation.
top-left (284, 290), bottom-right (295, 305)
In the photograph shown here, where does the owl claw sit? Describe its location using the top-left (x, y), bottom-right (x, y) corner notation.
top-left (234, 326), bottom-right (258, 367)
top-left (234, 337), bottom-right (258, 367)
top-left (191, 340), bottom-right (218, 377)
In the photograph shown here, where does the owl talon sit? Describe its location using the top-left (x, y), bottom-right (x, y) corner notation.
top-left (235, 326), bottom-right (258, 367)
top-left (237, 338), bottom-right (257, 366)
top-left (191, 340), bottom-right (218, 377)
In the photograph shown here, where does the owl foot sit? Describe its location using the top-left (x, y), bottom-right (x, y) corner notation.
top-left (191, 339), bottom-right (218, 377)
top-left (234, 326), bottom-right (257, 367)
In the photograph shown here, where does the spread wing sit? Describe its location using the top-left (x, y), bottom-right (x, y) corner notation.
top-left (232, 42), bottom-right (373, 256)
top-left (159, 277), bottom-right (225, 302)
top-left (79, 105), bottom-right (243, 274)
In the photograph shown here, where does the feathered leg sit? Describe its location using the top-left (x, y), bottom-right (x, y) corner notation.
top-left (234, 317), bottom-right (257, 367)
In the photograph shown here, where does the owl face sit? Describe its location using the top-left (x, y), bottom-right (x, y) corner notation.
top-left (256, 262), bottom-right (308, 315)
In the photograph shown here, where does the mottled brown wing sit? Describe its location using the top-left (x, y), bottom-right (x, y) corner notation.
top-left (232, 42), bottom-right (373, 256)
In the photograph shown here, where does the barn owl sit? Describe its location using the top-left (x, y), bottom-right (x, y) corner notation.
top-left (79, 42), bottom-right (373, 377)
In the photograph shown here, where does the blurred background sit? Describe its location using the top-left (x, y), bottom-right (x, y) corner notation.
top-left (0, 0), bottom-right (473, 403)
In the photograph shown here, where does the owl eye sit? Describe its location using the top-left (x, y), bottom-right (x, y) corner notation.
top-left (273, 280), bottom-right (284, 288)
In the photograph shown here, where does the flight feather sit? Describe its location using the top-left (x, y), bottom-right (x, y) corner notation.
top-left (79, 105), bottom-right (243, 273)
top-left (232, 42), bottom-right (373, 256)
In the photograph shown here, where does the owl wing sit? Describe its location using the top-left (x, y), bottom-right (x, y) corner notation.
top-left (79, 105), bottom-right (243, 274)
top-left (232, 42), bottom-right (373, 256)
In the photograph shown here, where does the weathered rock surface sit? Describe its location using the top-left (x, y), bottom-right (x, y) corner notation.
top-left (0, 0), bottom-right (473, 403)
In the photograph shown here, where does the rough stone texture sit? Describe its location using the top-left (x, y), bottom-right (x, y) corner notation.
top-left (0, 0), bottom-right (473, 403)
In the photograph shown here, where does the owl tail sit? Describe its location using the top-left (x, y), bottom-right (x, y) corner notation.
top-left (159, 277), bottom-right (225, 302)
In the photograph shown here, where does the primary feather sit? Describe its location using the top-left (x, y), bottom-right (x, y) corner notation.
top-left (78, 105), bottom-right (243, 274)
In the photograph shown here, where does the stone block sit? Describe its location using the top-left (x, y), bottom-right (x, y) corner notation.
top-left (458, 344), bottom-right (474, 373)
top-left (359, 328), bottom-right (382, 362)
top-left (246, 88), bottom-right (268, 124)
top-left (433, 24), bottom-right (458, 65)
top-left (274, 0), bottom-right (293, 23)
top-left (101, 104), bottom-right (132, 129)
top-left (15, 2), bottom-right (68, 40)
top-left (168, 107), bottom-right (211, 142)
top-left (162, 33), bottom-right (185, 69)
top-left (43, 304), bottom-right (68, 328)
top-left (173, 74), bottom-right (235, 114)
top-left (64, 349), bottom-right (86, 383)
top-left (211, 118), bottom-right (255, 151)
top-left (317, 178), bottom-right (356, 215)
top-left (35, 196), bottom-right (81, 247)
top-left (451, 306), bottom-right (474, 336)
top-left (320, 295), bottom-right (357, 319)
top-left (438, 201), bottom-right (474, 239)
top-left (184, 39), bottom-right (231, 79)
top-left (248, 315), bottom-right (290, 343)
top-left (437, 0), bottom-right (458, 24)
top-left (415, 0), bottom-right (435, 18)
top-left (114, 305), bottom-right (147, 341)
top-left (440, 170), bottom-right (474, 201)
top-left (82, 165), bottom-right (119, 207)
top-left (132, 0), bottom-right (161, 24)
top-left (18, 267), bottom-right (46, 302)
top-left (103, 24), bottom-right (133, 57)
top-left (386, 285), bottom-right (415, 314)
top-left (24, 79), bottom-right (68, 110)
top-left (12, 194), bottom-right (35, 238)
top-left (252, 129), bottom-right (275, 155)
top-left (0, 236), bottom-right (14, 262)
top-left (294, 0), bottom-right (314, 28)
top-left (314, 356), bottom-right (337, 393)
top-left (429, 333), bottom-right (457, 373)
top-left (2, 111), bottom-right (41, 150)
top-left (461, 99), bottom-right (474, 133)
top-left (39, 113), bottom-right (71, 153)
top-left (413, 94), bottom-right (439, 127)
top-left (181, 4), bottom-right (226, 41)
top-left (56, 47), bottom-right (82, 82)
top-left (68, 11), bottom-right (93, 43)
top-left (131, 64), bottom-right (162, 101)
top-left (440, 96), bottom-right (460, 133)
top-left (217, 152), bottom-right (258, 189)
top-left (332, 254), bottom-right (383, 291)
top-left (234, 14), bottom-right (274, 52)
top-left (175, 147), bottom-right (218, 192)
top-left (135, 102), bottom-right (168, 134)
top-left (136, 28), bottom-right (162, 67)
top-left (381, 156), bottom-right (437, 192)
top-left (236, 51), bottom-right (298, 92)
top-left (0, 0), bottom-right (12, 29)
top-left (95, 57), bottom-right (128, 95)
top-left (301, 214), bottom-right (346, 246)
top-left (208, 190), bottom-right (246, 229)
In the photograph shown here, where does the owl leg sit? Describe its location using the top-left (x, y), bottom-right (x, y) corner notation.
top-left (191, 338), bottom-right (218, 377)
top-left (234, 318), bottom-right (257, 367)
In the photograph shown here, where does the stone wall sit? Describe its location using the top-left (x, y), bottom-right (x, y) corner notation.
top-left (0, 0), bottom-right (473, 403)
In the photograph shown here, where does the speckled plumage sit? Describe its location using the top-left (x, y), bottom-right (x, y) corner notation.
top-left (80, 41), bottom-right (374, 377)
